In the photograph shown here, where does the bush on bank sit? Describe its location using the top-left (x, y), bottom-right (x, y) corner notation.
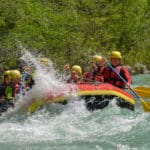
top-left (0, 0), bottom-right (150, 78)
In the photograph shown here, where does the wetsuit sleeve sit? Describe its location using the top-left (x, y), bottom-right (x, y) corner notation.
top-left (82, 72), bottom-right (87, 79)
top-left (121, 67), bottom-right (132, 85)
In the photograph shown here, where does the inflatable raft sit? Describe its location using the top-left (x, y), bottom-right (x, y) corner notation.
top-left (28, 83), bottom-right (135, 112)
top-left (77, 83), bottom-right (135, 111)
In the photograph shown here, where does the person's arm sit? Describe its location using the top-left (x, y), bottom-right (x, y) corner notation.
top-left (121, 67), bottom-right (132, 86)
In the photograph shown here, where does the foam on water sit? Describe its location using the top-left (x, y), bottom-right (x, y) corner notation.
top-left (1, 99), bottom-right (148, 150)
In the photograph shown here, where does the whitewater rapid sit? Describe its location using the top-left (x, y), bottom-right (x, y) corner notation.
top-left (0, 51), bottom-right (149, 150)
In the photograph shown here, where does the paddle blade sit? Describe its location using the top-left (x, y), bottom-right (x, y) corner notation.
top-left (134, 86), bottom-right (150, 92)
top-left (134, 88), bottom-right (150, 98)
top-left (141, 99), bottom-right (150, 112)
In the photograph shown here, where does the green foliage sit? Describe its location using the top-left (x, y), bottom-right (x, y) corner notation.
top-left (0, 0), bottom-right (150, 74)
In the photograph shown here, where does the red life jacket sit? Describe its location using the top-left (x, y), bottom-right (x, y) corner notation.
top-left (101, 65), bottom-right (131, 88)
top-left (83, 66), bottom-right (103, 82)
top-left (82, 72), bottom-right (93, 81)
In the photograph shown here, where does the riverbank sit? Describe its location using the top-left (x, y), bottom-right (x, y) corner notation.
top-left (126, 63), bottom-right (150, 75)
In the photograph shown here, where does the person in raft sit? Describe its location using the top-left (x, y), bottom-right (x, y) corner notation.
top-left (67, 65), bottom-right (83, 83)
top-left (95, 51), bottom-right (132, 89)
top-left (82, 55), bottom-right (105, 82)
top-left (0, 70), bottom-right (15, 108)
top-left (17, 59), bottom-right (35, 89)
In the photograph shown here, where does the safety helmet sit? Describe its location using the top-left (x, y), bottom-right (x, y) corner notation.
top-left (71, 65), bottom-right (82, 75)
top-left (11, 69), bottom-right (22, 79)
top-left (40, 58), bottom-right (50, 66)
top-left (90, 55), bottom-right (102, 67)
top-left (92, 55), bottom-right (102, 63)
top-left (3, 70), bottom-right (12, 80)
top-left (4, 70), bottom-right (11, 76)
top-left (110, 51), bottom-right (122, 60)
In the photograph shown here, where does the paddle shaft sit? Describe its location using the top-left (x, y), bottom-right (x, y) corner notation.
top-left (19, 72), bottom-right (26, 94)
top-left (106, 62), bottom-right (141, 99)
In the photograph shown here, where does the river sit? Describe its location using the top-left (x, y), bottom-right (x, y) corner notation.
top-left (0, 52), bottom-right (150, 150)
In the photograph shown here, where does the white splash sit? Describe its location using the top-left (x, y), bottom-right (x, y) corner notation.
top-left (5, 50), bottom-right (77, 115)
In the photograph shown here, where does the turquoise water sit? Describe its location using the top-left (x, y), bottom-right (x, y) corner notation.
top-left (0, 74), bottom-right (149, 150)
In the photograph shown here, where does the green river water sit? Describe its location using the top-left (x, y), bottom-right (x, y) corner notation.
top-left (0, 74), bottom-right (149, 150)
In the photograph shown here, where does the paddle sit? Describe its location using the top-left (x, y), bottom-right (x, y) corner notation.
top-left (106, 62), bottom-right (150, 112)
top-left (19, 71), bottom-right (26, 94)
top-left (133, 87), bottom-right (150, 98)
top-left (134, 86), bottom-right (150, 92)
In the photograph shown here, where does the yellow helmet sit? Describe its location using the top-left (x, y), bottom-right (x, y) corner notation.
top-left (4, 70), bottom-right (11, 76)
top-left (40, 58), bottom-right (50, 66)
top-left (92, 55), bottom-right (102, 63)
top-left (72, 65), bottom-right (82, 75)
top-left (11, 70), bottom-right (22, 79)
top-left (110, 51), bottom-right (122, 60)
top-left (90, 55), bottom-right (102, 67)
top-left (3, 70), bottom-right (12, 80)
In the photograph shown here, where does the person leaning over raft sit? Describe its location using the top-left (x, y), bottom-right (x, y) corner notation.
top-left (95, 51), bottom-right (132, 89)
top-left (0, 70), bottom-right (15, 108)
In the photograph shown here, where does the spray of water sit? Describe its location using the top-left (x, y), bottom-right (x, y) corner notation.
top-left (3, 50), bottom-right (77, 116)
